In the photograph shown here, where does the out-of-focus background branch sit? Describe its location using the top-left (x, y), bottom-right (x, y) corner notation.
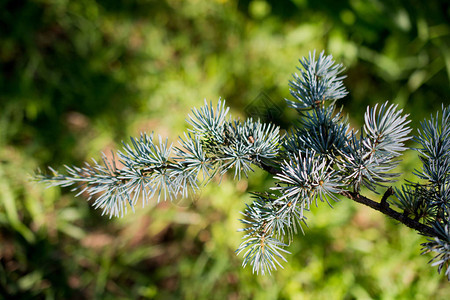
top-left (1, 0), bottom-right (449, 298)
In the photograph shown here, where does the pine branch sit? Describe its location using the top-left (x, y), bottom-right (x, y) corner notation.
top-left (36, 50), bottom-right (450, 279)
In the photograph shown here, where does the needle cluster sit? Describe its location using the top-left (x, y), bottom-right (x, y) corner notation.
top-left (37, 51), bottom-right (449, 279)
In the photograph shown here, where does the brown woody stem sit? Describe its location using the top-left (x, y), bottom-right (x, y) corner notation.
top-left (339, 190), bottom-right (435, 237)
top-left (259, 163), bottom-right (436, 237)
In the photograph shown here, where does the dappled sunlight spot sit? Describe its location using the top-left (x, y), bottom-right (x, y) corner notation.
top-left (236, 179), bottom-right (248, 192)
top-left (351, 205), bottom-right (386, 231)
top-left (68, 275), bottom-right (81, 289)
top-left (127, 214), bottom-right (151, 247)
top-left (198, 229), bottom-right (211, 242)
top-left (65, 111), bottom-right (90, 132)
top-left (81, 232), bottom-right (114, 249)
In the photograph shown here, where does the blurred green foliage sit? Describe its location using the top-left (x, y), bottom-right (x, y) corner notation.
top-left (1, 0), bottom-right (449, 298)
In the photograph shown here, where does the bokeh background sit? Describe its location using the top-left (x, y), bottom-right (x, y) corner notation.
top-left (1, 0), bottom-right (450, 299)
